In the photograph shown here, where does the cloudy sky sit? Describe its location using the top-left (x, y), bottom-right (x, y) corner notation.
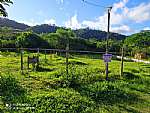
top-left (5, 0), bottom-right (150, 35)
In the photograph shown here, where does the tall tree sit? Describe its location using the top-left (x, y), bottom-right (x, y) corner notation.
top-left (0, 0), bottom-right (13, 17)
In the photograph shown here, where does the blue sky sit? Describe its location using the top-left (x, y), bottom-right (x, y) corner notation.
top-left (4, 0), bottom-right (150, 35)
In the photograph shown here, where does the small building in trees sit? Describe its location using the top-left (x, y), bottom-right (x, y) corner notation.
top-left (134, 52), bottom-right (146, 59)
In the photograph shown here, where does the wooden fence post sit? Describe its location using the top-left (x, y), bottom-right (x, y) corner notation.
top-left (21, 49), bottom-right (24, 71)
top-left (37, 48), bottom-right (40, 69)
top-left (66, 43), bottom-right (69, 75)
top-left (37, 48), bottom-right (40, 56)
top-left (120, 46), bottom-right (124, 78)
top-left (27, 56), bottom-right (29, 69)
top-left (50, 51), bottom-right (52, 60)
top-left (45, 50), bottom-right (47, 62)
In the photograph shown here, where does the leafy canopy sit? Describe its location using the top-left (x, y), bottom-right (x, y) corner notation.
top-left (124, 31), bottom-right (150, 54)
top-left (0, 0), bottom-right (13, 17)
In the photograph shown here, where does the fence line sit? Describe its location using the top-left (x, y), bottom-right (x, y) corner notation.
top-left (0, 48), bottom-right (120, 55)
top-left (0, 47), bottom-right (123, 80)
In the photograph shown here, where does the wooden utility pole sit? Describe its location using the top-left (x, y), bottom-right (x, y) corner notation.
top-left (82, 0), bottom-right (113, 80)
top-left (66, 43), bottom-right (69, 75)
top-left (105, 7), bottom-right (112, 80)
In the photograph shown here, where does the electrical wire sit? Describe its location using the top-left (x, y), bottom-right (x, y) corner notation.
top-left (82, 0), bottom-right (108, 8)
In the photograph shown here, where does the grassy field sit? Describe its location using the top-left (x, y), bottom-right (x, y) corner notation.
top-left (0, 51), bottom-right (150, 113)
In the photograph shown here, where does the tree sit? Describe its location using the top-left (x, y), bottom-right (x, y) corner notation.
top-left (56, 28), bottom-right (75, 49)
top-left (124, 31), bottom-right (150, 56)
top-left (42, 33), bottom-right (60, 48)
top-left (0, 0), bottom-right (13, 17)
top-left (16, 32), bottom-right (48, 48)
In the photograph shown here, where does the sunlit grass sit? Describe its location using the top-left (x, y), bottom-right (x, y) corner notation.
top-left (0, 51), bottom-right (150, 113)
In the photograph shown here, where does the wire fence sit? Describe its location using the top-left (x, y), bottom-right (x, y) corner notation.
top-left (0, 48), bottom-right (123, 79)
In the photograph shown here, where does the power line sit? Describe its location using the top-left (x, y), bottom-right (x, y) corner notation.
top-left (82, 0), bottom-right (113, 81)
top-left (82, 0), bottom-right (108, 8)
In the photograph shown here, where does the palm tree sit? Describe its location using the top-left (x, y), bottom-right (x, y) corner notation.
top-left (0, 0), bottom-right (13, 17)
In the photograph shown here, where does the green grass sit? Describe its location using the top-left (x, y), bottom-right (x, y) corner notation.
top-left (0, 51), bottom-right (150, 113)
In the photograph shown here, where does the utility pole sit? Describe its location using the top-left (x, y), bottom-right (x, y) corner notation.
top-left (105, 7), bottom-right (112, 80)
top-left (82, 0), bottom-right (112, 80)
top-left (106, 7), bottom-right (112, 53)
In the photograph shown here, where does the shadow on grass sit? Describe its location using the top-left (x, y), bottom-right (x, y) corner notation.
top-left (60, 60), bottom-right (88, 66)
top-left (0, 75), bottom-right (27, 104)
top-left (131, 69), bottom-right (140, 73)
top-left (119, 105), bottom-right (141, 113)
top-left (128, 77), bottom-right (150, 94)
top-left (75, 81), bottom-right (143, 106)
top-left (37, 67), bottom-right (57, 72)
top-left (141, 64), bottom-right (150, 68)
top-left (63, 71), bottom-right (144, 106)
top-left (145, 66), bottom-right (150, 68)
top-left (44, 62), bottom-right (55, 66)
top-left (108, 75), bottom-right (121, 81)
top-left (69, 61), bottom-right (88, 65)
top-left (123, 72), bottom-right (139, 80)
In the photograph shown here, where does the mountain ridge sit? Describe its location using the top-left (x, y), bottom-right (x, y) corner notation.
top-left (0, 17), bottom-right (29, 30)
top-left (0, 17), bottom-right (126, 40)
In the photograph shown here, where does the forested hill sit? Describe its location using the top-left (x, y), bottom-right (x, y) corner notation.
top-left (28, 24), bottom-right (59, 34)
top-left (0, 17), bottom-right (126, 40)
top-left (0, 17), bottom-right (29, 30)
top-left (74, 28), bottom-right (126, 40)
top-left (124, 30), bottom-right (150, 54)
top-left (29, 25), bottom-right (126, 40)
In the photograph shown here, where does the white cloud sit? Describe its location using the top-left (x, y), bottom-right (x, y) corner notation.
top-left (64, 0), bottom-right (150, 34)
top-left (65, 14), bottom-right (82, 29)
top-left (111, 25), bottom-right (133, 34)
top-left (64, 0), bottom-right (129, 32)
top-left (19, 18), bottom-right (57, 26)
top-left (82, 20), bottom-right (102, 30)
top-left (127, 3), bottom-right (150, 23)
top-left (143, 27), bottom-right (150, 30)
top-left (44, 19), bottom-right (56, 25)
top-left (112, 1), bottom-right (150, 23)
top-left (113, 0), bottom-right (128, 12)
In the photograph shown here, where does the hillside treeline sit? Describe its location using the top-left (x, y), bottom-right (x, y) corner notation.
top-left (0, 27), bottom-right (150, 56)
top-left (0, 27), bottom-right (122, 52)
top-left (124, 31), bottom-right (150, 56)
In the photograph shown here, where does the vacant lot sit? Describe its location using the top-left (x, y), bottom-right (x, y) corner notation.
top-left (0, 52), bottom-right (150, 113)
